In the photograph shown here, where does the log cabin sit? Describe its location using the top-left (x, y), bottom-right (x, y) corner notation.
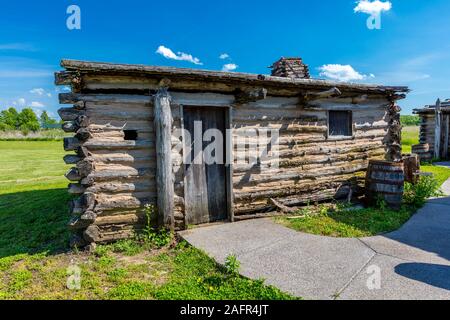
top-left (413, 99), bottom-right (450, 161)
top-left (55, 57), bottom-right (408, 247)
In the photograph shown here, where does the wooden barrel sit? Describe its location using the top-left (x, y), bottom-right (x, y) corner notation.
top-left (402, 154), bottom-right (420, 184)
top-left (365, 160), bottom-right (404, 209)
top-left (412, 144), bottom-right (432, 162)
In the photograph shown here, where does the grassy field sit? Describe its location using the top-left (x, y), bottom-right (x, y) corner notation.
top-left (402, 126), bottom-right (419, 154)
top-left (0, 141), bottom-right (72, 256)
top-left (0, 129), bottom-right (69, 141)
top-left (0, 141), bottom-right (292, 300)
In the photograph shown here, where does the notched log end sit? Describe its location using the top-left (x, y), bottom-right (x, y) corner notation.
top-left (62, 121), bottom-right (79, 133)
top-left (64, 154), bottom-right (82, 165)
top-left (58, 107), bottom-right (85, 121)
top-left (65, 167), bottom-right (81, 182)
top-left (64, 137), bottom-right (81, 151)
top-left (68, 183), bottom-right (86, 195)
top-left (83, 225), bottom-right (100, 243)
top-left (75, 128), bottom-right (93, 141)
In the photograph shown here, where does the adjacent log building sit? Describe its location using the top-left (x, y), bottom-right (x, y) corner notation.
top-left (55, 58), bottom-right (408, 246)
top-left (413, 99), bottom-right (450, 161)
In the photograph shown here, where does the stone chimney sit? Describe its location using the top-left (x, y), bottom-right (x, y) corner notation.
top-left (270, 57), bottom-right (310, 79)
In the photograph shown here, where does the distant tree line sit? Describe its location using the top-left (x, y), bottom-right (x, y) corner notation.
top-left (400, 115), bottom-right (420, 126)
top-left (0, 107), bottom-right (59, 134)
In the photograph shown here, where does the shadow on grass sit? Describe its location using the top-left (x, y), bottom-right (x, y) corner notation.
top-left (0, 188), bottom-right (71, 258)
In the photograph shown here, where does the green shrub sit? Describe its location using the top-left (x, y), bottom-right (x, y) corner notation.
top-left (110, 239), bottom-right (144, 256)
top-left (404, 175), bottom-right (443, 207)
top-left (139, 204), bottom-right (172, 248)
top-left (400, 115), bottom-right (420, 126)
top-left (18, 108), bottom-right (40, 132)
top-left (375, 195), bottom-right (388, 210)
top-left (145, 228), bottom-right (172, 248)
top-left (20, 126), bottom-right (30, 136)
top-left (224, 254), bottom-right (240, 276)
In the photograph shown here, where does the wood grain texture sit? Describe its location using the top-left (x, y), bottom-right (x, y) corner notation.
top-left (183, 106), bottom-right (228, 225)
top-left (154, 88), bottom-right (175, 231)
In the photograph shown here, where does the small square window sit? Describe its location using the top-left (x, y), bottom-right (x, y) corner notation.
top-left (124, 130), bottom-right (138, 141)
top-left (328, 111), bottom-right (352, 137)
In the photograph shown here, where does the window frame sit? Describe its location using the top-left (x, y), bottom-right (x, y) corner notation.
top-left (327, 110), bottom-right (354, 139)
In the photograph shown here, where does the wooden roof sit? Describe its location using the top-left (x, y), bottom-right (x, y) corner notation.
top-left (413, 100), bottom-right (450, 114)
top-left (59, 59), bottom-right (409, 96)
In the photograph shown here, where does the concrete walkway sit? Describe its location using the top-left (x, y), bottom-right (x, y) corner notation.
top-left (181, 179), bottom-right (450, 299)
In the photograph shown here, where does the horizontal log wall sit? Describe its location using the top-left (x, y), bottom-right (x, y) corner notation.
top-left (418, 113), bottom-right (450, 160)
top-left (232, 97), bottom-right (389, 215)
top-left (59, 94), bottom-right (159, 246)
top-left (419, 115), bottom-right (436, 154)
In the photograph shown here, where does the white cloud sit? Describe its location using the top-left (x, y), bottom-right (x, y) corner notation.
top-left (156, 45), bottom-right (203, 65)
top-left (30, 88), bottom-right (52, 97)
top-left (318, 64), bottom-right (368, 82)
top-left (222, 63), bottom-right (238, 72)
top-left (219, 53), bottom-right (230, 60)
top-left (30, 88), bottom-right (45, 96)
top-left (33, 109), bottom-right (43, 117)
top-left (15, 98), bottom-right (26, 106)
top-left (30, 101), bottom-right (45, 108)
top-left (354, 0), bottom-right (392, 15)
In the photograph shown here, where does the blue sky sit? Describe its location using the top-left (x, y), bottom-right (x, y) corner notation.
top-left (1, 0), bottom-right (450, 117)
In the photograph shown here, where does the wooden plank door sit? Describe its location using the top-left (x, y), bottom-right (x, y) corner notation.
top-left (184, 107), bottom-right (228, 225)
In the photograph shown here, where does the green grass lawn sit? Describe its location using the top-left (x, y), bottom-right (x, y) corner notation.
top-left (0, 141), bottom-right (293, 300)
top-left (275, 204), bottom-right (414, 238)
top-left (421, 165), bottom-right (450, 186)
top-left (402, 126), bottom-right (419, 154)
top-left (0, 141), bottom-right (72, 256)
